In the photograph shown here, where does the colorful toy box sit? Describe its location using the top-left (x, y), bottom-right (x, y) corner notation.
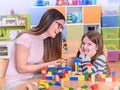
top-left (104, 39), bottom-right (120, 50)
top-left (108, 50), bottom-right (120, 62)
top-left (102, 28), bottom-right (120, 39)
top-left (101, 16), bottom-right (119, 27)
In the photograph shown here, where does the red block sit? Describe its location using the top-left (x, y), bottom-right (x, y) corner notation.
top-left (91, 84), bottom-right (98, 90)
top-left (112, 76), bottom-right (116, 82)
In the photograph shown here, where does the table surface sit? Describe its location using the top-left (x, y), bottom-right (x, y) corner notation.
top-left (14, 78), bottom-right (120, 90)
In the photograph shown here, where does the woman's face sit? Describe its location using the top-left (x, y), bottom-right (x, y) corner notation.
top-left (46, 19), bottom-right (65, 38)
top-left (80, 36), bottom-right (98, 55)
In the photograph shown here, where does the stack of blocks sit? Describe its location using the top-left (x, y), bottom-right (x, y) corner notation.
top-left (38, 58), bottom-right (117, 90)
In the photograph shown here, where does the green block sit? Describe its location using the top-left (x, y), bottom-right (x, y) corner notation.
top-left (84, 72), bottom-right (89, 81)
top-left (69, 87), bottom-right (74, 90)
top-left (48, 82), bottom-right (53, 86)
top-left (49, 69), bottom-right (54, 72)
top-left (95, 77), bottom-right (98, 82)
top-left (81, 85), bottom-right (88, 89)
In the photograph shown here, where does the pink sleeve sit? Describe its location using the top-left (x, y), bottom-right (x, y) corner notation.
top-left (15, 34), bottom-right (32, 48)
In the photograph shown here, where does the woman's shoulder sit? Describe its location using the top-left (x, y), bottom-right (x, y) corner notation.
top-left (16, 33), bottom-right (34, 41)
top-left (19, 33), bottom-right (32, 38)
top-left (15, 33), bottom-right (33, 46)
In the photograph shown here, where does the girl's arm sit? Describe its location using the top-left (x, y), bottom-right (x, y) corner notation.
top-left (78, 54), bottom-right (91, 73)
top-left (92, 55), bottom-right (107, 73)
top-left (15, 44), bottom-right (61, 73)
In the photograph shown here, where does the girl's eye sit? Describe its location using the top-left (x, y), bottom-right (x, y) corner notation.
top-left (82, 42), bottom-right (85, 45)
top-left (88, 43), bottom-right (91, 46)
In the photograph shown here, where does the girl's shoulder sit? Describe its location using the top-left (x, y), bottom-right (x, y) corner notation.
top-left (97, 54), bottom-right (106, 61)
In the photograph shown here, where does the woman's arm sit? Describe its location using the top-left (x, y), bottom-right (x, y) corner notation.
top-left (15, 44), bottom-right (61, 74)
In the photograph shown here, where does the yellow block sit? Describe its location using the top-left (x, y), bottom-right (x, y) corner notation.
top-left (65, 74), bottom-right (68, 78)
top-left (101, 74), bottom-right (106, 78)
top-left (78, 76), bottom-right (85, 81)
top-left (63, 78), bottom-right (67, 81)
top-left (58, 70), bottom-right (63, 72)
top-left (47, 71), bottom-right (52, 75)
top-left (81, 89), bottom-right (87, 90)
top-left (63, 87), bottom-right (69, 90)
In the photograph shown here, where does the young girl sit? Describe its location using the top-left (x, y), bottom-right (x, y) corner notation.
top-left (76, 31), bottom-right (110, 76)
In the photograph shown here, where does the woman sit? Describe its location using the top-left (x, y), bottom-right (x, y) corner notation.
top-left (6, 8), bottom-right (65, 90)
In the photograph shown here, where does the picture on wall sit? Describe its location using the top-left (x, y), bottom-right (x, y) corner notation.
top-left (0, 42), bottom-right (13, 59)
top-left (0, 46), bottom-right (8, 56)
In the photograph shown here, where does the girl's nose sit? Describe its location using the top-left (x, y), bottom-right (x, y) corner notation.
top-left (83, 44), bottom-right (87, 49)
top-left (59, 29), bottom-right (62, 32)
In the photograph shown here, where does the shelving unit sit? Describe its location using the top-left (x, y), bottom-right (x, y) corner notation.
top-left (101, 4), bottom-right (120, 61)
top-left (0, 16), bottom-right (27, 59)
top-left (0, 17), bottom-right (26, 40)
top-left (30, 5), bottom-right (101, 40)
top-left (29, 5), bottom-right (101, 55)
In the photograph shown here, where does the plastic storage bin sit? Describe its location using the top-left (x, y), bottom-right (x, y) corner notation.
top-left (102, 28), bottom-right (120, 39)
top-left (108, 50), bottom-right (119, 62)
top-left (104, 39), bottom-right (120, 50)
top-left (101, 16), bottom-right (119, 27)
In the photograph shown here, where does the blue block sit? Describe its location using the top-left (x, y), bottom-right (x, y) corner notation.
top-left (64, 66), bottom-right (72, 71)
top-left (70, 76), bottom-right (78, 81)
top-left (58, 72), bottom-right (64, 75)
top-left (46, 76), bottom-right (53, 80)
top-left (52, 71), bottom-right (57, 75)
top-left (74, 57), bottom-right (81, 63)
top-left (112, 71), bottom-right (116, 76)
top-left (54, 81), bottom-right (61, 86)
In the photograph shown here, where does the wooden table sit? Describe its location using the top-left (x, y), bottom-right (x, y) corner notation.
top-left (14, 78), bottom-right (120, 90)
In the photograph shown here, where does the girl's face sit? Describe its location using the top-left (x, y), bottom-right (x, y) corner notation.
top-left (80, 36), bottom-right (98, 55)
top-left (46, 20), bottom-right (65, 38)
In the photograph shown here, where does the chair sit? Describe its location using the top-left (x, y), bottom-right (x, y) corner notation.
top-left (0, 59), bottom-right (9, 90)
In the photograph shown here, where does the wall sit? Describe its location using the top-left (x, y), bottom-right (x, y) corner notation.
top-left (0, 0), bottom-right (119, 15)
top-left (0, 0), bottom-right (34, 15)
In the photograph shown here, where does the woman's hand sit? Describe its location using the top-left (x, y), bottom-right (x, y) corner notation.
top-left (48, 59), bottom-right (66, 67)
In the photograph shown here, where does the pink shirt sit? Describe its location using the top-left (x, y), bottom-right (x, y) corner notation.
top-left (6, 33), bottom-right (48, 83)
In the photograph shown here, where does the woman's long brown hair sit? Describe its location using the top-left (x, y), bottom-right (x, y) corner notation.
top-left (16, 8), bottom-right (65, 62)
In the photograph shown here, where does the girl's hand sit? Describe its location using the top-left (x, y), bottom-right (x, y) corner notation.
top-left (86, 49), bottom-right (96, 58)
top-left (79, 47), bottom-right (84, 54)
